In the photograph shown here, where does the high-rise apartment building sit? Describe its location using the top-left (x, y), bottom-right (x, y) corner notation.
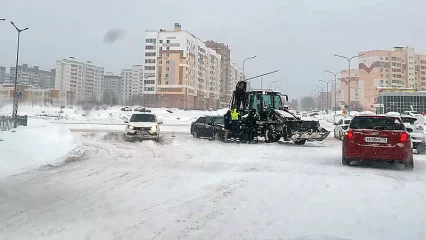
top-left (337, 47), bottom-right (426, 111)
top-left (55, 57), bottom-right (104, 104)
top-left (120, 65), bottom-right (144, 105)
top-left (143, 23), bottom-right (238, 109)
top-left (205, 41), bottom-right (231, 108)
top-left (9, 64), bottom-right (55, 89)
top-left (0, 66), bottom-right (6, 84)
top-left (103, 72), bottom-right (122, 105)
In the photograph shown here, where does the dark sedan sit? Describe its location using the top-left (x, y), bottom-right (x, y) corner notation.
top-left (191, 116), bottom-right (225, 140)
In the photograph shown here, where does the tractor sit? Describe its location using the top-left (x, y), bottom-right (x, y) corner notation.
top-left (230, 81), bottom-right (330, 145)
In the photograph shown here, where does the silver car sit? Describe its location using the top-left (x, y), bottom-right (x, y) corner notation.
top-left (334, 118), bottom-right (351, 140)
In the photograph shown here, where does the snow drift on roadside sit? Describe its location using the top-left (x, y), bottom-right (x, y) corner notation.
top-left (0, 119), bottom-right (78, 178)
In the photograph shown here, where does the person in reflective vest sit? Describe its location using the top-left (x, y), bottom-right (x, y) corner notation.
top-left (230, 108), bottom-right (240, 141)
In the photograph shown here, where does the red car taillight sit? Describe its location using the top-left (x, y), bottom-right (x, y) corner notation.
top-left (400, 132), bottom-right (409, 142)
top-left (346, 130), bottom-right (354, 140)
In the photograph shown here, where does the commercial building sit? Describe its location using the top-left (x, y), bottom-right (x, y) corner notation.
top-left (376, 90), bottom-right (426, 114)
top-left (55, 57), bottom-right (104, 104)
top-left (143, 23), bottom-right (240, 109)
top-left (9, 64), bottom-right (55, 89)
top-left (337, 47), bottom-right (426, 111)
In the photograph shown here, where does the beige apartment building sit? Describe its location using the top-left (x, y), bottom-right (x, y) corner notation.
top-left (143, 23), bottom-right (240, 110)
top-left (337, 47), bottom-right (426, 111)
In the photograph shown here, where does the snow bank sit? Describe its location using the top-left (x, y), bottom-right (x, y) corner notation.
top-left (0, 119), bottom-right (78, 178)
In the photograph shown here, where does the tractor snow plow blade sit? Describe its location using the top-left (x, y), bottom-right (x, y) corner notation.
top-left (286, 120), bottom-right (330, 141)
top-left (290, 129), bottom-right (330, 141)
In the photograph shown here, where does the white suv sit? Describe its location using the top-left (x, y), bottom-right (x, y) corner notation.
top-left (124, 113), bottom-right (163, 142)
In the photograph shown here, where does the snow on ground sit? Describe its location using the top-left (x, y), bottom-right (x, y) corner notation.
top-left (1, 134), bottom-right (426, 239)
top-left (0, 119), bottom-right (78, 178)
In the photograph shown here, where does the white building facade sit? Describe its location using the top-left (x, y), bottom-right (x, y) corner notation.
top-left (55, 57), bottom-right (104, 104)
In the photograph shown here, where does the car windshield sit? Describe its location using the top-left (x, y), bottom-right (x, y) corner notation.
top-left (349, 117), bottom-right (404, 130)
top-left (400, 117), bottom-right (417, 125)
top-left (130, 114), bottom-right (156, 122)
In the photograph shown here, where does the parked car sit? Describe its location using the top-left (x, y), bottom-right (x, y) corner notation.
top-left (342, 114), bottom-right (413, 169)
top-left (334, 118), bottom-right (351, 140)
top-left (191, 116), bottom-right (225, 140)
top-left (301, 112), bottom-right (308, 117)
top-left (121, 106), bottom-right (132, 111)
top-left (400, 115), bottom-right (426, 154)
top-left (124, 113), bottom-right (163, 142)
top-left (134, 107), bottom-right (151, 112)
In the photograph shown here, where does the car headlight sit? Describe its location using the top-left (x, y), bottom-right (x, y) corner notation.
top-left (128, 125), bottom-right (134, 130)
top-left (150, 125), bottom-right (157, 132)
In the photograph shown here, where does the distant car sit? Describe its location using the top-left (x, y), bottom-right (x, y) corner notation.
top-left (342, 115), bottom-right (413, 169)
top-left (302, 113), bottom-right (308, 117)
top-left (191, 116), bottom-right (225, 140)
top-left (121, 107), bottom-right (132, 111)
top-left (124, 113), bottom-right (163, 142)
top-left (400, 115), bottom-right (425, 154)
top-left (134, 107), bottom-right (151, 112)
top-left (334, 118), bottom-right (351, 140)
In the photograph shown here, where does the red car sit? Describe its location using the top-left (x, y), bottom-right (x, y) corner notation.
top-left (342, 115), bottom-right (414, 169)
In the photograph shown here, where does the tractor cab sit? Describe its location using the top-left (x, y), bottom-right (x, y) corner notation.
top-left (246, 91), bottom-right (289, 120)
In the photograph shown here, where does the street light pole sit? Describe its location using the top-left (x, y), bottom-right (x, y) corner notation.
top-left (10, 21), bottom-right (29, 118)
top-left (245, 70), bottom-right (279, 91)
top-left (334, 54), bottom-right (364, 114)
top-left (319, 79), bottom-right (333, 112)
top-left (269, 81), bottom-right (278, 90)
top-left (325, 70), bottom-right (341, 116)
top-left (274, 86), bottom-right (281, 91)
top-left (316, 86), bottom-right (326, 112)
top-left (243, 55), bottom-right (257, 90)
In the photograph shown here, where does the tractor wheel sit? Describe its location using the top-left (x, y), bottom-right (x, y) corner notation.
top-left (265, 125), bottom-right (281, 143)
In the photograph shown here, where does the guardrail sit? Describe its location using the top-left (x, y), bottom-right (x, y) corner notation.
top-left (0, 116), bottom-right (28, 131)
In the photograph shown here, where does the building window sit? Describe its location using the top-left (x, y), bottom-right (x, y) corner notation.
top-left (165, 74), bottom-right (169, 78)
top-left (145, 59), bottom-right (156, 64)
top-left (166, 40), bottom-right (170, 43)
top-left (160, 40), bottom-right (163, 43)
top-left (159, 47), bottom-right (162, 51)
top-left (145, 38), bottom-right (156, 43)
top-left (166, 60), bottom-right (170, 65)
top-left (145, 45), bottom-right (155, 50)
top-left (145, 52), bottom-right (156, 57)
top-left (166, 67), bottom-right (170, 71)
top-left (166, 47), bottom-right (170, 50)
top-left (144, 66), bottom-right (155, 71)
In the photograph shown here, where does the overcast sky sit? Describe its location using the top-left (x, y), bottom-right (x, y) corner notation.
top-left (1, 0), bottom-right (426, 98)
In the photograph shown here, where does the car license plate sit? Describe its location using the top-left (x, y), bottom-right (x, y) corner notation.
top-left (137, 130), bottom-right (148, 135)
top-left (364, 137), bottom-right (387, 143)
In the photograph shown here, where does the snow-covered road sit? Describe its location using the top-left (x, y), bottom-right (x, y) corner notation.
top-left (2, 133), bottom-right (426, 240)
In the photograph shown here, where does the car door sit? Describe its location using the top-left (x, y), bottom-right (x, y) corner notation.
top-left (193, 117), bottom-right (206, 137)
top-left (204, 117), bottom-right (214, 137)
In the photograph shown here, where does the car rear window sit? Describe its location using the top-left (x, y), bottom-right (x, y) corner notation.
top-left (349, 117), bottom-right (404, 130)
top-left (400, 117), bottom-right (417, 124)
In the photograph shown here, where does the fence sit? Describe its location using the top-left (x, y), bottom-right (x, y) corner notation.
top-left (0, 116), bottom-right (28, 131)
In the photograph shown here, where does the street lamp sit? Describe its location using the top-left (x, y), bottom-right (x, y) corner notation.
top-left (325, 70), bottom-right (342, 116)
top-left (319, 79), bottom-right (333, 112)
top-left (269, 81), bottom-right (278, 90)
top-left (10, 21), bottom-right (29, 118)
top-left (334, 53), bottom-right (364, 114)
top-left (274, 86), bottom-right (281, 91)
top-left (245, 70), bottom-right (279, 90)
top-left (243, 55), bottom-right (257, 90)
top-left (316, 86), bottom-right (327, 112)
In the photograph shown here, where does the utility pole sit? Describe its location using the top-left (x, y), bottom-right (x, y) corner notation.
top-left (334, 54), bottom-right (364, 114)
top-left (10, 21), bottom-right (29, 118)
